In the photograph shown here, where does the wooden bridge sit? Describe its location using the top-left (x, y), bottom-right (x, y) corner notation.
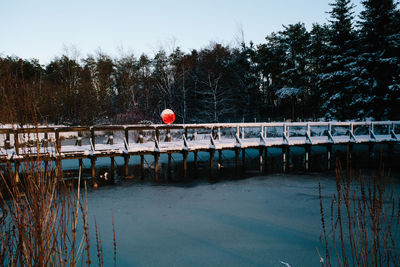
top-left (1, 121), bottom-right (399, 185)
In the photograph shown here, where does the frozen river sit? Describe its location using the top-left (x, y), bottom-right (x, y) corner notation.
top-left (85, 173), bottom-right (342, 267)
top-left (72, 144), bottom-right (400, 266)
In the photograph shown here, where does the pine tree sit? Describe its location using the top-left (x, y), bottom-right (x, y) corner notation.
top-left (278, 22), bottom-right (311, 120)
top-left (354, 0), bottom-right (400, 119)
top-left (318, 0), bottom-right (356, 120)
top-left (309, 23), bottom-right (330, 119)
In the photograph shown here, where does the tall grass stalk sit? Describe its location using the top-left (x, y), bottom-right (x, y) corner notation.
top-left (319, 159), bottom-right (400, 266)
top-left (0, 62), bottom-right (116, 266)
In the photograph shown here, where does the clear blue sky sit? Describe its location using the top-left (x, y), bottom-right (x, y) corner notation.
top-left (1, 0), bottom-right (363, 64)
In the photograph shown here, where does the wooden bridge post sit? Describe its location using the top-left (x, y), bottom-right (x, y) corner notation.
top-left (154, 152), bottom-right (160, 182)
top-left (388, 142), bottom-right (395, 168)
top-left (347, 142), bottom-right (353, 169)
top-left (183, 151), bottom-right (188, 179)
top-left (55, 130), bottom-right (60, 152)
top-left (91, 157), bottom-right (97, 187)
top-left (327, 144), bottom-right (332, 170)
top-left (44, 132), bottom-right (49, 147)
top-left (168, 153), bottom-right (172, 180)
top-left (14, 130), bottom-right (19, 155)
top-left (155, 128), bottom-right (160, 143)
top-left (210, 149), bottom-right (215, 178)
top-left (235, 148), bottom-right (240, 175)
top-left (194, 151), bottom-right (198, 178)
top-left (282, 146), bottom-right (288, 173)
top-left (184, 127), bottom-right (188, 140)
top-left (125, 128), bottom-right (130, 145)
top-left (139, 133), bottom-right (144, 143)
top-left (90, 128), bottom-right (95, 150)
top-left (78, 158), bottom-right (83, 179)
top-left (259, 148), bottom-right (263, 173)
top-left (14, 161), bottom-right (20, 183)
top-left (77, 131), bottom-right (82, 146)
top-left (305, 144), bottom-right (311, 172)
top-left (166, 129), bottom-right (171, 142)
top-left (110, 157), bottom-right (115, 183)
top-left (140, 155), bottom-right (145, 180)
top-left (218, 150), bottom-right (222, 174)
top-left (242, 148), bottom-right (246, 173)
top-left (368, 142), bottom-right (374, 159)
top-left (124, 155), bottom-right (130, 178)
top-left (264, 147), bottom-right (268, 173)
top-left (5, 132), bottom-right (11, 149)
top-left (55, 158), bottom-right (63, 179)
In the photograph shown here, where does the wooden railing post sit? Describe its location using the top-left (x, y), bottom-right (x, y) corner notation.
top-left (55, 130), bottom-right (60, 152)
top-left (125, 128), bottom-right (129, 145)
top-left (5, 132), bottom-right (11, 149)
top-left (14, 130), bottom-right (19, 155)
top-left (90, 127), bottom-right (95, 150)
top-left (77, 131), bottom-right (82, 146)
top-left (109, 131), bottom-right (114, 145)
top-left (166, 129), bottom-right (171, 142)
top-left (154, 152), bottom-right (160, 182)
top-left (155, 128), bottom-right (160, 143)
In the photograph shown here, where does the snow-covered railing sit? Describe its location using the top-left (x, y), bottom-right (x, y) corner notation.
top-left (1, 121), bottom-right (399, 160)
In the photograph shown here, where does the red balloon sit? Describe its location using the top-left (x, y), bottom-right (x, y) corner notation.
top-left (161, 109), bottom-right (175, 124)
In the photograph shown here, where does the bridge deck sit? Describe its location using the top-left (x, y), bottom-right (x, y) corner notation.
top-left (0, 121), bottom-right (399, 162)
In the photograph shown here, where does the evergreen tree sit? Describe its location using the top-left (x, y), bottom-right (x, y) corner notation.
top-left (256, 33), bottom-right (286, 119)
top-left (278, 23), bottom-right (311, 120)
top-left (354, 0), bottom-right (400, 119)
top-left (309, 23), bottom-right (330, 119)
top-left (318, 0), bottom-right (356, 120)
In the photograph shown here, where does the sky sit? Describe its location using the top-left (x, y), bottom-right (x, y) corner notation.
top-left (1, 0), bottom-right (363, 64)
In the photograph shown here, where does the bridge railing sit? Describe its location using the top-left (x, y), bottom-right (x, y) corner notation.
top-left (1, 121), bottom-right (399, 155)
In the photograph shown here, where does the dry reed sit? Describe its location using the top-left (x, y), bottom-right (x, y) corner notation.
top-left (0, 61), bottom-right (117, 266)
top-left (319, 158), bottom-right (400, 267)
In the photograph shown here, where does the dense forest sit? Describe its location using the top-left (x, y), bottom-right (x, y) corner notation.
top-left (1, 0), bottom-right (399, 125)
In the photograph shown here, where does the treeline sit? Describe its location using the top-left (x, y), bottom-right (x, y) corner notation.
top-left (1, 0), bottom-right (399, 125)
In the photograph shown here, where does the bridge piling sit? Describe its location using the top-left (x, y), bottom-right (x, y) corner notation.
top-left (210, 149), bottom-right (215, 178)
top-left (282, 146), bottom-right (288, 173)
top-left (259, 148), bottom-right (263, 173)
top-left (140, 155), bottom-right (145, 180)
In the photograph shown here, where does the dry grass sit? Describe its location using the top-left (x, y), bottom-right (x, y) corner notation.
top-left (319, 159), bottom-right (400, 267)
top-left (0, 62), bottom-right (117, 266)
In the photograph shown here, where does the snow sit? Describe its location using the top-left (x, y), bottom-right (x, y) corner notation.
top-left (275, 87), bottom-right (303, 99)
top-left (1, 121), bottom-right (399, 159)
